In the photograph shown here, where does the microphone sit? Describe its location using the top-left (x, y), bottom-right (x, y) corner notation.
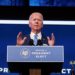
top-left (29, 39), bottom-right (34, 45)
top-left (29, 39), bottom-right (43, 46)
top-left (37, 40), bottom-right (42, 45)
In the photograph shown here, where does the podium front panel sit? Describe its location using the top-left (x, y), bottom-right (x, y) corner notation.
top-left (7, 46), bottom-right (64, 62)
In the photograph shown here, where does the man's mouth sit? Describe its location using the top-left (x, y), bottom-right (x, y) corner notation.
top-left (34, 25), bottom-right (38, 26)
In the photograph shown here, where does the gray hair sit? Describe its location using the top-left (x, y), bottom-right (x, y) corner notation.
top-left (29, 12), bottom-right (43, 21)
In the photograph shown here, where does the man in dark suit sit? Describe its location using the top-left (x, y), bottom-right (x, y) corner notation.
top-left (17, 12), bottom-right (55, 46)
top-left (16, 12), bottom-right (55, 75)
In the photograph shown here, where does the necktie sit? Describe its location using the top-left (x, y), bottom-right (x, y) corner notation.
top-left (34, 34), bottom-right (38, 45)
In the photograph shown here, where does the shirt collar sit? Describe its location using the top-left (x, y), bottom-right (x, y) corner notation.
top-left (30, 32), bottom-right (42, 40)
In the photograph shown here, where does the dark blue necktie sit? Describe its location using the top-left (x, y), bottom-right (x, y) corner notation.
top-left (34, 34), bottom-right (38, 45)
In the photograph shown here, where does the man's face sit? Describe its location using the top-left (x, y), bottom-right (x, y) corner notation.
top-left (29, 13), bottom-right (43, 32)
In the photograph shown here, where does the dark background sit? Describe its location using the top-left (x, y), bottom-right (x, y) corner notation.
top-left (0, 6), bottom-right (75, 20)
top-left (0, 0), bottom-right (75, 20)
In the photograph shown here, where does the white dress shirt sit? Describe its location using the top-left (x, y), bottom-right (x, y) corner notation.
top-left (30, 32), bottom-right (42, 40)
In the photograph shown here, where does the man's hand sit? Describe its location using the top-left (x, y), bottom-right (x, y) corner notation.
top-left (17, 32), bottom-right (27, 45)
top-left (47, 33), bottom-right (55, 46)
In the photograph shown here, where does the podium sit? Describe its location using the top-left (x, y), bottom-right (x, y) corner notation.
top-left (7, 46), bottom-right (64, 75)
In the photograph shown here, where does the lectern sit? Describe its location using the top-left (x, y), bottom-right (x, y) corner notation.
top-left (7, 46), bottom-right (64, 75)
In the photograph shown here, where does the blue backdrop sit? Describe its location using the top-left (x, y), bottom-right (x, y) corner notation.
top-left (30, 0), bottom-right (75, 7)
top-left (0, 24), bottom-right (75, 75)
top-left (0, 0), bottom-right (75, 6)
top-left (0, 0), bottom-right (25, 6)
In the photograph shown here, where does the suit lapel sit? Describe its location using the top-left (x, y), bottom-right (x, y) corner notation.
top-left (24, 34), bottom-right (48, 46)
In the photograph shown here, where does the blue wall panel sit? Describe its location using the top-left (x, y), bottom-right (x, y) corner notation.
top-left (0, 24), bottom-right (75, 75)
top-left (29, 0), bottom-right (75, 7)
top-left (0, 0), bottom-right (75, 6)
top-left (0, 0), bottom-right (25, 6)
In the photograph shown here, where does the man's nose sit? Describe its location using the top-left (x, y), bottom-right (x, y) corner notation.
top-left (35, 20), bottom-right (38, 23)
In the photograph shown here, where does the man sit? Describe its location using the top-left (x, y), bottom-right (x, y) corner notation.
top-left (17, 12), bottom-right (55, 46)
top-left (16, 12), bottom-right (55, 75)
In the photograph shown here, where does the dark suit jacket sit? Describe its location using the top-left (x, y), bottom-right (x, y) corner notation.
top-left (23, 34), bottom-right (48, 46)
